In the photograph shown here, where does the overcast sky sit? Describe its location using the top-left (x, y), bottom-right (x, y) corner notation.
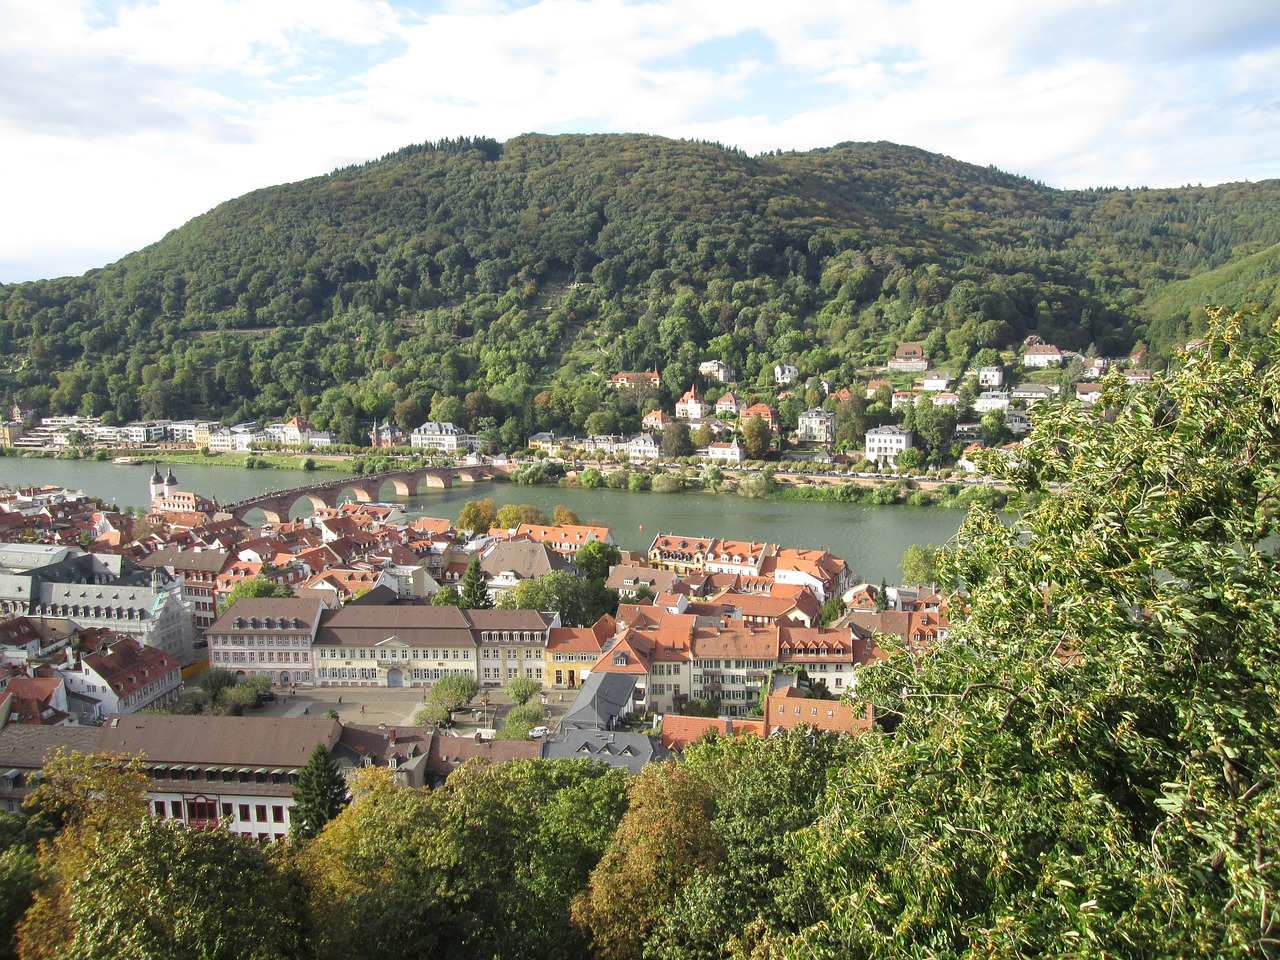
top-left (3, 0), bottom-right (1278, 283)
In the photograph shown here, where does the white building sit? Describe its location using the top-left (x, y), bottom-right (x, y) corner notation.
top-left (675, 389), bottom-right (707, 420)
top-left (205, 597), bottom-right (327, 689)
top-left (700, 438), bottom-right (744, 464)
top-left (865, 426), bottom-right (915, 466)
top-left (699, 359), bottom-right (736, 383)
top-left (974, 391), bottom-right (1011, 413)
top-left (796, 407), bottom-right (835, 443)
top-left (774, 363), bottom-right (799, 385)
top-left (60, 637), bottom-right (182, 723)
top-left (1023, 343), bottom-right (1063, 368)
top-left (99, 714), bottom-right (346, 841)
top-left (36, 570), bottom-right (197, 665)
top-left (978, 366), bottom-right (1005, 388)
top-left (626, 433), bottom-right (661, 461)
top-left (410, 421), bottom-right (478, 453)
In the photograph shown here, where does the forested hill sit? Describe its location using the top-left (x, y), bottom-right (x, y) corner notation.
top-left (2, 132), bottom-right (1278, 441)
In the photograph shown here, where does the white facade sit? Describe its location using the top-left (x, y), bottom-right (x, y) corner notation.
top-left (1023, 344), bottom-right (1063, 368)
top-left (796, 408), bottom-right (835, 443)
top-left (978, 366), bottom-right (1005, 387)
top-left (410, 421), bottom-right (478, 452)
top-left (974, 391), bottom-right (1011, 413)
top-left (865, 426), bottom-right (914, 466)
top-left (699, 360), bottom-right (736, 383)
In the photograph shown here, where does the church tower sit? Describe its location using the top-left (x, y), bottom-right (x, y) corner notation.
top-left (149, 465), bottom-right (164, 501)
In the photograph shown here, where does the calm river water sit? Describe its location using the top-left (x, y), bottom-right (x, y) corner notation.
top-left (0, 457), bottom-right (965, 584)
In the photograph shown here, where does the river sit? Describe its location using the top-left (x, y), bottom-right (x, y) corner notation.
top-left (0, 457), bottom-right (965, 584)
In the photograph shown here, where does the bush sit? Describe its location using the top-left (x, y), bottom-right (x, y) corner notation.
top-left (650, 474), bottom-right (684, 493)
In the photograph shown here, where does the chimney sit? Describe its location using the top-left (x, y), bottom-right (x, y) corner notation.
top-left (388, 728), bottom-right (397, 745)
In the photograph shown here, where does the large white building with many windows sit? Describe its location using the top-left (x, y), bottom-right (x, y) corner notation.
top-left (864, 425), bottom-right (915, 466)
top-left (409, 421), bottom-right (479, 452)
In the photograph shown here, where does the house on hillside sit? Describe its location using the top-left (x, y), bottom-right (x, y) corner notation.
top-left (1023, 343), bottom-right (1063, 368)
top-left (888, 343), bottom-right (929, 371)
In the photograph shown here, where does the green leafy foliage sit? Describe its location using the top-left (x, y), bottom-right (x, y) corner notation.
top-left (291, 743), bottom-right (348, 840)
top-left (218, 577), bottom-right (294, 614)
top-left (425, 674), bottom-right (480, 713)
top-left (458, 555), bottom-right (493, 610)
top-left (506, 676), bottom-right (542, 706)
top-left (793, 313), bottom-right (1280, 957)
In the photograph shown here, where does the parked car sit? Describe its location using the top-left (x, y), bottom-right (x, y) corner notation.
top-left (527, 725), bottom-right (549, 739)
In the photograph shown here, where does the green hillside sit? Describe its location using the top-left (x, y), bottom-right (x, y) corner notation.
top-left (1, 132), bottom-right (1278, 443)
top-left (1140, 241), bottom-right (1280, 345)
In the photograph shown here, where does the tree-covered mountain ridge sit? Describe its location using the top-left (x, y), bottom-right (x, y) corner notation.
top-left (2, 132), bottom-right (1278, 436)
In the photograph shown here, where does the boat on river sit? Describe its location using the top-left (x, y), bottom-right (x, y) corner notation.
top-left (111, 457), bottom-right (143, 465)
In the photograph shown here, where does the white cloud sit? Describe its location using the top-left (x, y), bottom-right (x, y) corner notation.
top-left (1, 0), bottom-right (1277, 281)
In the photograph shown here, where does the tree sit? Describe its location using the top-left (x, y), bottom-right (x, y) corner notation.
top-left (497, 701), bottom-right (544, 739)
top-left (899, 543), bottom-right (941, 584)
top-left (794, 316), bottom-right (1280, 957)
top-left (661, 421), bottom-right (694, 458)
top-left (218, 576), bottom-right (294, 614)
top-left (574, 538), bottom-right (621, 582)
top-left (199, 666), bottom-right (236, 705)
top-left (552, 504), bottom-right (580, 525)
top-left (895, 446), bottom-right (924, 472)
top-left (413, 703), bottom-right (451, 728)
top-left (506, 676), bottom-right (542, 706)
top-left (17, 750), bottom-right (151, 959)
top-left (26, 817), bottom-right (301, 960)
top-left (572, 763), bottom-right (722, 960)
top-left (742, 415), bottom-right (772, 459)
top-left (431, 585), bottom-right (460, 606)
top-left (426, 674), bottom-right (480, 713)
top-left (458, 555), bottom-right (493, 610)
top-left (291, 743), bottom-right (348, 841)
top-left (457, 497), bottom-right (497, 533)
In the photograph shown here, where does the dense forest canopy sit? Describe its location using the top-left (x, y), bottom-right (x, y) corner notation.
top-left (2, 133), bottom-right (1278, 443)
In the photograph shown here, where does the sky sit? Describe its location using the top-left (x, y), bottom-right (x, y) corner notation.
top-left (3, 0), bottom-right (1279, 283)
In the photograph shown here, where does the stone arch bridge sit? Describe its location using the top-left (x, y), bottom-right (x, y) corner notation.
top-left (222, 464), bottom-right (506, 524)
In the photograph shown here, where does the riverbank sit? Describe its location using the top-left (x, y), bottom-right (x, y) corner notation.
top-left (4, 445), bottom-right (1009, 511)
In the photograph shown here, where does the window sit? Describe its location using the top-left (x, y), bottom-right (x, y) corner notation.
top-left (221, 803), bottom-right (233, 818)
top-left (272, 805), bottom-right (285, 823)
top-left (240, 804), bottom-right (251, 821)
top-left (154, 800), bottom-right (166, 818)
top-left (256, 805), bottom-right (267, 822)
top-left (171, 800), bottom-right (182, 818)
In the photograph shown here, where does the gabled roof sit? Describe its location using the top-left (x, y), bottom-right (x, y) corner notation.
top-left (99, 714), bottom-right (341, 767)
top-left (83, 638), bottom-right (178, 697)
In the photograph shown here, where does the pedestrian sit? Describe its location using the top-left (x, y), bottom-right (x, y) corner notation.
top-left (360, 703), bottom-right (365, 715)
top-left (338, 695), bottom-right (342, 705)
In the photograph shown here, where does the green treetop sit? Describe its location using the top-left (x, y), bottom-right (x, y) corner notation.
top-left (458, 555), bottom-right (493, 610)
top-left (794, 312), bottom-right (1280, 957)
top-left (291, 743), bottom-right (348, 841)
